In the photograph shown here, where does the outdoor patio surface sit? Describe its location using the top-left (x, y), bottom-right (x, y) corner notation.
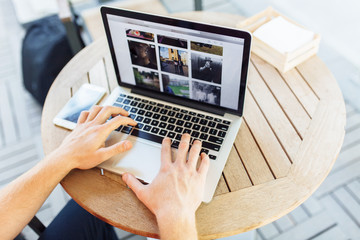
top-left (0, 0), bottom-right (359, 239)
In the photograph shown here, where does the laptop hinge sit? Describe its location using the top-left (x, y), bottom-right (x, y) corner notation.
top-left (131, 88), bottom-right (226, 116)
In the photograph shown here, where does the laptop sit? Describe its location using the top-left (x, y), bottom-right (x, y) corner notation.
top-left (99, 7), bottom-right (252, 203)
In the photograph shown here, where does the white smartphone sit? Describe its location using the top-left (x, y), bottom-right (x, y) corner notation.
top-left (53, 83), bottom-right (106, 130)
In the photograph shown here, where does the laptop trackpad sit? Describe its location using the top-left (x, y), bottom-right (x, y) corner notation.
top-left (99, 133), bottom-right (161, 183)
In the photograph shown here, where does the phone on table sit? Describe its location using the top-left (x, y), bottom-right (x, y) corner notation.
top-left (53, 83), bottom-right (106, 130)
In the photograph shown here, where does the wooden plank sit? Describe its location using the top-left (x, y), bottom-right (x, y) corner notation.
top-left (222, 146), bottom-right (252, 191)
top-left (302, 196), bottom-right (323, 216)
top-left (0, 138), bottom-right (35, 160)
top-left (214, 174), bottom-right (229, 196)
top-left (103, 53), bottom-right (119, 93)
top-left (271, 211), bottom-right (336, 240)
top-left (281, 68), bottom-right (319, 117)
top-left (252, 55), bottom-right (311, 138)
top-left (247, 63), bottom-right (301, 161)
top-left (244, 92), bottom-right (291, 176)
top-left (234, 122), bottom-right (274, 185)
top-left (333, 187), bottom-right (360, 225)
top-left (0, 81), bottom-right (17, 145)
top-left (0, 147), bottom-right (38, 170)
top-left (321, 195), bottom-right (360, 239)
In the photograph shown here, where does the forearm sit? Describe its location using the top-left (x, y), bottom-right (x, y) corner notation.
top-left (156, 211), bottom-right (198, 240)
top-left (0, 151), bottom-right (72, 239)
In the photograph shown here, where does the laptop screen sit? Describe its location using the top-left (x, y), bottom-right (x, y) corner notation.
top-left (102, 8), bottom-right (251, 115)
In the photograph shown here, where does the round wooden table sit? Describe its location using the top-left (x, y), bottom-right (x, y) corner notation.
top-left (41, 12), bottom-right (346, 239)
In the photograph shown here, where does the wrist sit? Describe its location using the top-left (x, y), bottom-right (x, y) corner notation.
top-left (44, 149), bottom-right (76, 173)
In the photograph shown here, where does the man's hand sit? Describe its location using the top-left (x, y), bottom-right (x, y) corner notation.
top-left (122, 134), bottom-right (210, 240)
top-left (53, 105), bottom-right (137, 170)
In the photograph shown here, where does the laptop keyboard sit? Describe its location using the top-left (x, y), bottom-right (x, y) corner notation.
top-left (112, 93), bottom-right (231, 160)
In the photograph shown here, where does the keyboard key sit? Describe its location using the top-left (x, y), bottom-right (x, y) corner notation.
top-left (159, 129), bottom-right (167, 136)
top-left (116, 97), bottom-right (124, 103)
top-left (143, 125), bottom-right (151, 131)
top-left (223, 120), bottom-right (231, 125)
top-left (138, 103), bottom-right (145, 108)
top-left (153, 107), bottom-right (160, 112)
top-left (124, 106), bottom-right (131, 111)
top-left (135, 116), bottom-right (144, 122)
top-left (192, 124), bottom-right (200, 130)
top-left (130, 101), bottom-right (138, 106)
top-left (216, 123), bottom-right (229, 131)
top-left (191, 131), bottom-right (200, 138)
top-left (134, 97), bottom-right (141, 101)
top-left (218, 131), bottom-right (226, 138)
top-left (183, 129), bottom-right (191, 134)
top-left (208, 136), bottom-right (224, 144)
top-left (131, 129), bottom-right (163, 144)
top-left (183, 115), bottom-right (191, 121)
top-left (159, 122), bottom-right (167, 128)
top-left (176, 120), bottom-right (184, 126)
top-left (166, 124), bottom-right (175, 131)
top-left (189, 111), bottom-right (196, 116)
top-left (168, 118), bottom-right (176, 124)
top-left (208, 121), bottom-right (216, 127)
top-left (138, 110), bottom-right (145, 115)
top-left (143, 118), bottom-right (151, 124)
top-left (136, 123), bottom-right (144, 129)
top-left (121, 126), bottom-right (133, 134)
top-left (175, 126), bottom-right (183, 133)
top-left (200, 148), bottom-right (209, 155)
top-left (209, 154), bottom-right (217, 160)
top-left (153, 113), bottom-right (161, 120)
top-left (175, 134), bottom-right (182, 141)
top-left (181, 109), bottom-right (188, 113)
top-left (199, 133), bottom-right (208, 140)
top-left (129, 114), bottom-right (136, 119)
top-left (115, 126), bottom-right (122, 132)
top-left (113, 103), bottom-right (123, 108)
top-left (184, 122), bottom-right (192, 128)
top-left (205, 115), bottom-right (214, 120)
top-left (123, 99), bottom-right (131, 104)
top-left (168, 111), bottom-right (175, 117)
top-left (167, 132), bottom-right (175, 139)
top-left (201, 126), bottom-right (209, 133)
top-left (214, 118), bottom-right (222, 122)
top-left (171, 140), bottom-right (180, 149)
top-left (151, 127), bottom-right (160, 134)
top-left (200, 119), bottom-right (208, 125)
top-left (191, 117), bottom-right (200, 123)
top-left (160, 109), bottom-right (168, 114)
top-left (202, 142), bottom-right (221, 151)
top-left (197, 113), bottom-right (205, 118)
top-left (165, 105), bottom-right (172, 109)
top-left (145, 105), bottom-right (152, 110)
top-left (151, 120), bottom-right (159, 126)
top-left (120, 93), bottom-right (126, 97)
top-left (130, 108), bottom-right (138, 113)
top-left (157, 103), bottom-right (164, 107)
top-left (145, 112), bottom-right (153, 118)
top-left (142, 99), bottom-right (149, 103)
top-left (127, 96), bottom-right (134, 99)
top-left (149, 101), bottom-right (156, 105)
top-left (173, 107), bottom-right (180, 111)
top-left (175, 113), bottom-right (183, 118)
top-left (209, 129), bottom-right (218, 135)
top-left (160, 116), bottom-right (168, 121)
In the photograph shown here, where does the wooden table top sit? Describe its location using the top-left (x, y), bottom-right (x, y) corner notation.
top-left (41, 12), bottom-right (346, 239)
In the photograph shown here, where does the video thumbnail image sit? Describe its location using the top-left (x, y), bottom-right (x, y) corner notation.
top-left (159, 47), bottom-right (188, 77)
top-left (133, 67), bottom-right (160, 91)
top-left (157, 35), bottom-right (187, 49)
top-left (126, 29), bottom-right (154, 42)
top-left (191, 53), bottom-right (222, 84)
top-left (192, 81), bottom-right (221, 105)
top-left (162, 74), bottom-right (189, 98)
top-left (128, 40), bottom-right (158, 70)
top-left (191, 41), bottom-right (223, 56)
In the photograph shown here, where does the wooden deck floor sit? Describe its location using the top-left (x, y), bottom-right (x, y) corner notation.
top-left (1, 0), bottom-right (359, 239)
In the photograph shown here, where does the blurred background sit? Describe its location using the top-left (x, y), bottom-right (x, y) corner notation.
top-left (0, 0), bottom-right (359, 239)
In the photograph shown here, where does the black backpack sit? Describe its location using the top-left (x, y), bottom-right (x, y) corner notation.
top-left (21, 14), bottom-right (74, 105)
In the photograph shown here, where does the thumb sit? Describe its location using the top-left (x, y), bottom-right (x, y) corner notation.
top-left (122, 173), bottom-right (145, 198)
top-left (99, 140), bottom-right (132, 160)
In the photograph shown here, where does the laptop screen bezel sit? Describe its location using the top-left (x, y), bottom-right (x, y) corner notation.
top-left (101, 6), bottom-right (251, 117)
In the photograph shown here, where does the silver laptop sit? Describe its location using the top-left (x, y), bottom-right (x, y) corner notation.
top-left (99, 7), bottom-right (252, 203)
